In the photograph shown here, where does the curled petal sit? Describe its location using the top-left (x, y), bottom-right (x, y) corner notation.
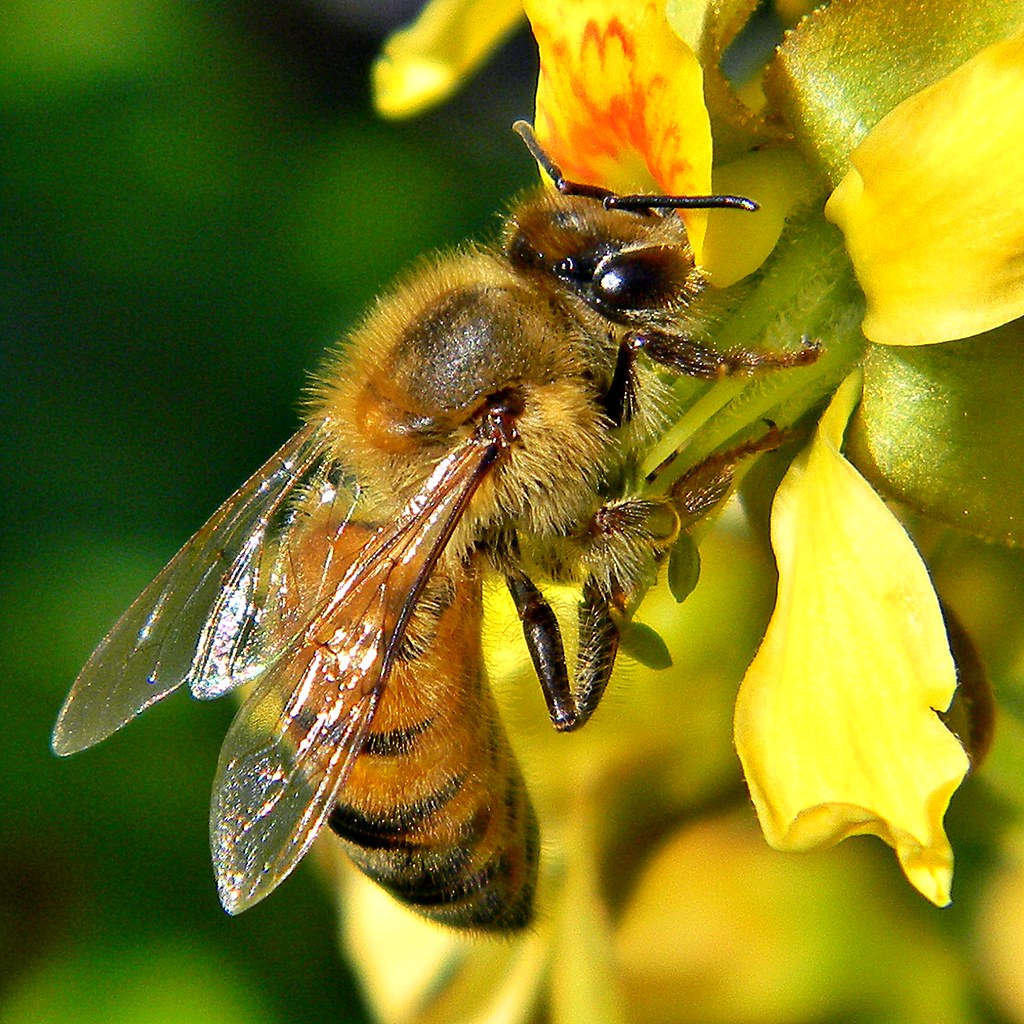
top-left (826, 34), bottom-right (1024, 345)
top-left (372, 0), bottom-right (524, 118)
top-left (523, 0), bottom-right (713, 257)
top-left (734, 374), bottom-right (970, 906)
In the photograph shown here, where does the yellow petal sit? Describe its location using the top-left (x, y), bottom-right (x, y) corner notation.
top-left (734, 373), bottom-right (970, 906)
top-left (663, 0), bottom-right (709, 51)
top-left (372, 0), bottom-right (524, 119)
top-left (523, 0), bottom-right (713, 258)
top-left (826, 34), bottom-right (1024, 345)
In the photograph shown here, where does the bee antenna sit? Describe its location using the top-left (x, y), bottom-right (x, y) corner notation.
top-left (512, 119), bottom-right (758, 214)
top-left (513, 120), bottom-right (562, 185)
top-left (609, 193), bottom-right (758, 213)
top-left (513, 120), bottom-right (614, 203)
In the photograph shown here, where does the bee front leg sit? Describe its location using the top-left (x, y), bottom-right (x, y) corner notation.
top-left (601, 336), bottom-right (640, 428)
top-left (630, 328), bottom-right (820, 380)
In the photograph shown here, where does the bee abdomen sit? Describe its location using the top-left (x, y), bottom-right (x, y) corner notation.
top-left (360, 718), bottom-right (433, 758)
top-left (330, 730), bottom-right (538, 931)
top-left (328, 769), bottom-right (465, 849)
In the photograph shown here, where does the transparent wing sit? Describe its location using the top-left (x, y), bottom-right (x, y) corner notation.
top-left (186, 453), bottom-right (360, 700)
top-left (210, 435), bottom-right (500, 914)
top-left (52, 420), bottom-right (337, 756)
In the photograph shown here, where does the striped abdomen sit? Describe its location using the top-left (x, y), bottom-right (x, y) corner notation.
top-left (328, 560), bottom-right (538, 930)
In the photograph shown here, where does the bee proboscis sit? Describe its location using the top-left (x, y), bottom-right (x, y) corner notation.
top-left (52, 122), bottom-right (818, 930)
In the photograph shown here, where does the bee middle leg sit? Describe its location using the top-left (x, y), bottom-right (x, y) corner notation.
top-left (508, 428), bottom-right (790, 733)
top-left (650, 422), bottom-right (789, 518)
top-left (568, 425), bottom-right (791, 725)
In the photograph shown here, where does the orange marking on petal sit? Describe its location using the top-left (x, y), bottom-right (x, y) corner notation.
top-left (526, 0), bottom-right (713, 250)
top-left (579, 16), bottom-right (637, 65)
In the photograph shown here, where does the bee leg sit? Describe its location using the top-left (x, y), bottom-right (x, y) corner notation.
top-left (601, 336), bottom-right (641, 428)
top-left (507, 430), bottom-right (791, 735)
top-left (570, 499), bottom-right (681, 731)
top-left (602, 335), bottom-right (643, 428)
top-left (569, 426), bottom-right (790, 729)
top-left (630, 328), bottom-right (820, 380)
top-left (652, 423), bottom-right (789, 516)
top-left (507, 567), bottom-right (623, 732)
top-left (570, 577), bottom-right (620, 732)
top-left (505, 569), bottom-right (576, 731)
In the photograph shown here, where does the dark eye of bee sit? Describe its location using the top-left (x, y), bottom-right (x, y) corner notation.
top-left (591, 247), bottom-right (679, 310)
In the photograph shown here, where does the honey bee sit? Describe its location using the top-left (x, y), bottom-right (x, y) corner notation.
top-left (52, 122), bottom-right (817, 930)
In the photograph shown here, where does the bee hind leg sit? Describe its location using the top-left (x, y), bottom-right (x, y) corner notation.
top-left (506, 569), bottom-right (619, 733)
top-left (570, 577), bottom-right (620, 732)
top-left (505, 568), bottom-right (578, 731)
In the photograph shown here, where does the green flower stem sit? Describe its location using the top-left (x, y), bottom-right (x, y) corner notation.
top-left (643, 208), bottom-right (866, 497)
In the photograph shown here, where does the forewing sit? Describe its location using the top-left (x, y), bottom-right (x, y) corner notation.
top-left (210, 435), bottom-right (500, 913)
top-left (186, 456), bottom-right (360, 700)
top-left (52, 421), bottom-right (335, 756)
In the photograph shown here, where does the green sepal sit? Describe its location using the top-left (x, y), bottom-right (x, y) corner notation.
top-left (766, 0), bottom-right (1024, 186)
top-left (667, 533), bottom-right (701, 604)
top-left (848, 320), bottom-right (1024, 545)
top-left (618, 621), bottom-right (673, 671)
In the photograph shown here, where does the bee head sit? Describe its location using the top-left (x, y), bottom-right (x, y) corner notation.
top-left (503, 190), bottom-right (705, 325)
top-left (506, 121), bottom-right (758, 326)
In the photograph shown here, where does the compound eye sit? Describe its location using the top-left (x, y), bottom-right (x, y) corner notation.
top-left (593, 246), bottom-right (685, 310)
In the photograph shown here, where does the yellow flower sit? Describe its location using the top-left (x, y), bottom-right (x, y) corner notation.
top-left (372, 0), bottom-right (524, 118)
top-left (527, 0), bottom-right (713, 256)
top-left (826, 33), bottom-right (1024, 346)
top-left (734, 373), bottom-right (968, 907)
top-left (515, 0), bottom-right (1022, 908)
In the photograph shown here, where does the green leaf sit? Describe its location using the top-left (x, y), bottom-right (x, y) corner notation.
top-left (667, 533), bottom-right (701, 603)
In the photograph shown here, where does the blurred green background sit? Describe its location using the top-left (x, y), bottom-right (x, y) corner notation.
top-left (0, 3), bottom-right (535, 1021)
